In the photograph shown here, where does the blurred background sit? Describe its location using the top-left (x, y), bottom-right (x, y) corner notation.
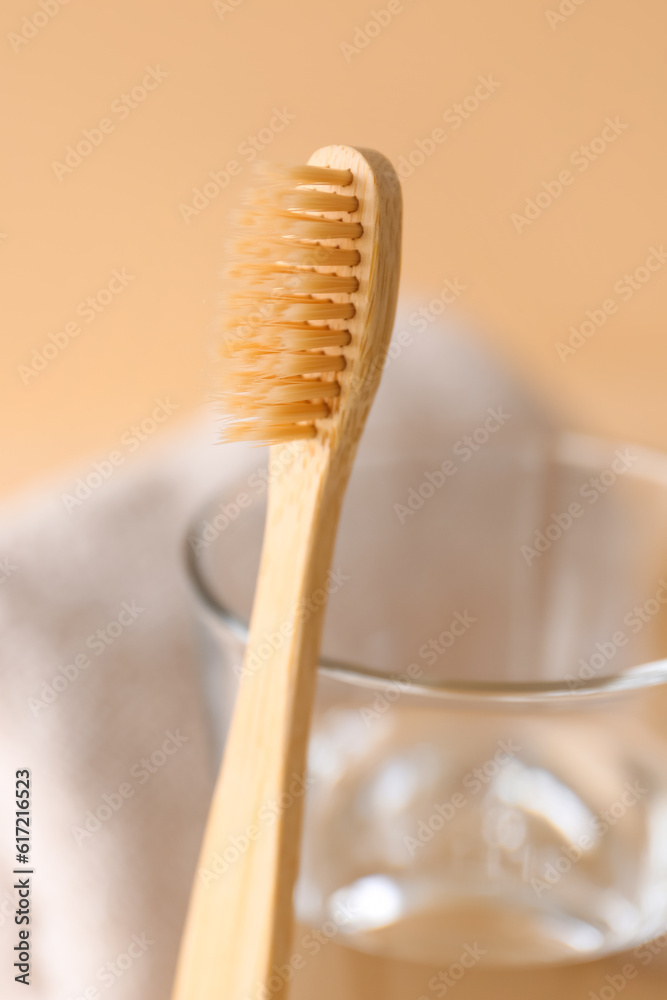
top-left (3, 0), bottom-right (667, 495)
top-left (3, 1), bottom-right (667, 998)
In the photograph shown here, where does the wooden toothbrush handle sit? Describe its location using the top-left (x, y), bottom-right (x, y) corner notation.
top-left (172, 444), bottom-right (347, 1000)
top-left (173, 144), bottom-right (401, 1000)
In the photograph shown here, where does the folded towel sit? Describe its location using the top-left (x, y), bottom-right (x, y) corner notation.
top-left (0, 315), bottom-right (554, 998)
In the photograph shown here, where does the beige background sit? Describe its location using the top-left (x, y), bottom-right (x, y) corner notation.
top-left (3, 0), bottom-right (667, 496)
top-left (3, 0), bottom-right (667, 995)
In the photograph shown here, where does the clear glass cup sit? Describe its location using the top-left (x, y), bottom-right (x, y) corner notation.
top-left (184, 332), bottom-right (667, 967)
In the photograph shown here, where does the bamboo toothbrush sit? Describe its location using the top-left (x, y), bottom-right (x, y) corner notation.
top-left (172, 144), bottom-right (402, 1000)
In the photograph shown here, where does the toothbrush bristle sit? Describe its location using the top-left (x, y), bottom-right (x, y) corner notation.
top-left (217, 163), bottom-right (363, 444)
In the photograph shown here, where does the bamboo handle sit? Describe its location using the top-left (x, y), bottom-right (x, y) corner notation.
top-left (172, 445), bottom-right (345, 1000)
top-left (172, 144), bottom-right (401, 1000)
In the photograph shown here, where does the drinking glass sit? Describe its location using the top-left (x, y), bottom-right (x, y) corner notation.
top-left (185, 331), bottom-right (667, 967)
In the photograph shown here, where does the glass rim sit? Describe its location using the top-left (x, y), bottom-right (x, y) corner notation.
top-left (184, 431), bottom-right (667, 704)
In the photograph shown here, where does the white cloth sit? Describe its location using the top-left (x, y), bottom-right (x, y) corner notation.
top-left (0, 417), bottom-right (258, 1000)
top-left (0, 316), bottom-right (553, 998)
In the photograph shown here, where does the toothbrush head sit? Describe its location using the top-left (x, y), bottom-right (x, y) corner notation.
top-left (217, 145), bottom-right (402, 447)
